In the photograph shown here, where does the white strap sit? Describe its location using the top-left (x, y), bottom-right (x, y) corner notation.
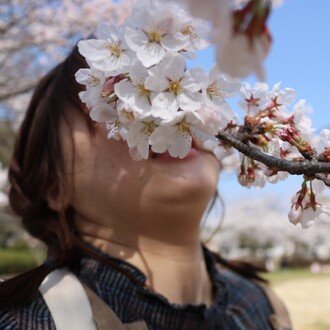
top-left (39, 268), bottom-right (97, 330)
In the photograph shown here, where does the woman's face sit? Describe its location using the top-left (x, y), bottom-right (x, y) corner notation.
top-left (61, 110), bottom-right (221, 226)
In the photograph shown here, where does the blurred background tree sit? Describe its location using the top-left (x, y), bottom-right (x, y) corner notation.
top-left (0, 0), bottom-right (133, 273)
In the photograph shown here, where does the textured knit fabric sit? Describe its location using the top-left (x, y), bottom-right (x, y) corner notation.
top-left (0, 246), bottom-right (274, 330)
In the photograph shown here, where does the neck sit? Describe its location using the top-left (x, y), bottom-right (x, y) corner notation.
top-left (74, 203), bottom-right (213, 306)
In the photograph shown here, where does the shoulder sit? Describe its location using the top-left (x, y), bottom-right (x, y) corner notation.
top-left (219, 268), bottom-right (273, 308)
top-left (216, 268), bottom-right (276, 329)
top-left (0, 289), bottom-right (55, 330)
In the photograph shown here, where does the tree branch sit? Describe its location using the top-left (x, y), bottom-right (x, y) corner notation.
top-left (0, 83), bottom-right (36, 102)
top-left (216, 130), bottom-right (330, 176)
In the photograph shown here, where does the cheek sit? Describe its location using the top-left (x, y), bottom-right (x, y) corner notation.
top-left (69, 128), bottom-right (148, 210)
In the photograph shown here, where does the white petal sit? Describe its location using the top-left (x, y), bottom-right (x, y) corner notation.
top-left (164, 55), bottom-right (186, 82)
top-left (75, 69), bottom-right (92, 86)
top-left (190, 126), bottom-right (214, 143)
top-left (177, 91), bottom-right (202, 111)
top-left (115, 80), bottom-right (151, 114)
top-left (127, 121), bottom-right (144, 147)
top-left (161, 32), bottom-right (190, 51)
top-left (145, 69), bottom-right (169, 93)
top-left (181, 67), bottom-right (207, 92)
top-left (134, 96), bottom-right (152, 114)
top-left (129, 146), bottom-right (143, 161)
top-left (208, 63), bottom-right (219, 82)
top-left (94, 51), bottom-right (131, 75)
top-left (78, 39), bottom-right (108, 62)
top-left (124, 27), bottom-right (148, 51)
top-left (90, 102), bottom-right (116, 122)
top-left (151, 92), bottom-right (178, 119)
top-left (81, 86), bottom-right (102, 107)
top-left (137, 43), bottom-right (166, 67)
top-left (96, 22), bottom-right (119, 41)
top-left (169, 132), bottom-right (192, 159)
top-left (150, 125), bottom-right (176, 153)
top-left (278, 88), bottom-right (296, 105)
top-left (137, 135), bottom-right (150, 159)
top-left (129, 60), bottom-right (149, 85)
top-left (115, 80), bottom-right (137, 103)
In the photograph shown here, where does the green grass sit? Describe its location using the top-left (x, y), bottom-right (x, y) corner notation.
top-left (264, 267), bottom-right (330, 284)
top-left (310, 322), bottom-right (330, 330)
top-left (264, 269), bottom-right (330, 330)
top-left (0, 249), bottom-right (39, 274)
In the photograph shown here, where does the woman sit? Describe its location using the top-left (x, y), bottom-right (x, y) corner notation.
top-left (0, 44), bottom-right (291, 329)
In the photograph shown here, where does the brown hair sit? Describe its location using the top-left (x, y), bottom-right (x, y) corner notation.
top-left (0, 44), bottom-right (266, 310)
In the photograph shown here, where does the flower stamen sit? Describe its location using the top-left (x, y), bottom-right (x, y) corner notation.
top-left (169, 81), bottom-right (182, 95)
top-left (107, 42), bottom-right (122, 58)
top-left (181, 25), bottom-right (197, 39)
top-left (178, 121), bottom-right (190, 133)
top-left (143, 121), bottom-right (156, 135)
top-left (207, 81), bottom-right (225, 98)
top-left (88, 74), bottom-right (100, 87)
top-left (138, 84), bottom-right (151, 97)
top-left (145, 29), bottom-right (163, 43)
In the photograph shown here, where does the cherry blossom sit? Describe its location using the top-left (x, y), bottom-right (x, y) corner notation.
top-left (204, 64), bottom-right (241, 108)
top-left (291, 99), bottom-right (315, 141)
top-left (178, 16), bottom-right (210, 54)
top-left (106, 102), bottom-right (136, 141)
top-left (127, 117), bottom-right (158, 159)
top-left (106, 118), bottom-right (126, 141)
top-left (268, 82), bottom-right (297, 113)
top-left (289, 181), bottom-right (330, 228)
top-left (238, 82), bottom-right (269, 116)
top-left (298, 205), bottom-right (330, 229)
top-left (75, 66), bottom-right (105, 108)
top-left (145, 55), bottom-right (206, 119)
top-left (204, 140), bottom-right (232, 162)
top-left (124, 0), bottom-right (191, 67)
top-left (78, 23), bottom-right (132, 75)
top-left (319, 129), bottom-right (330, 150)
top-left (89, 98), bottom-right (117, 122)
top-left (150, 110), bottom-right (212, 159)
top-left (114, 60), bottom-right (154, 116)
top-left (315, 129), bottom-right (330, 154)
top-left (262, 139), bottom-right (303, 183)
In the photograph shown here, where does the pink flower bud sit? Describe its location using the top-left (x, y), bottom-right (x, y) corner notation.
top-left (102, 77), bottom-right (116, 96)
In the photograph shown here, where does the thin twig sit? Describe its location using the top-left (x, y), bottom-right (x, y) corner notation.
top-left (216, 130), bottom-right (330, 175)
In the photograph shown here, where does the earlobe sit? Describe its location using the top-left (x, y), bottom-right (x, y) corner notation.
top-left (46, 187), bottom-right (71, 212)
top-left (47, 197), bottom-right (65, 212)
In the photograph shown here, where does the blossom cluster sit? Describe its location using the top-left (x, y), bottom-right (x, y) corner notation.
top-left (76, 0), bottom-right (240, 160)
top-left (75, 0), bottom-right (329, 228)
top-left (231, 81), bottom-right (329, 228)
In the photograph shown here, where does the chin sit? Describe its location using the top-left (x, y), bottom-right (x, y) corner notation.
top-left (146, 149), bottom-right (220, 204)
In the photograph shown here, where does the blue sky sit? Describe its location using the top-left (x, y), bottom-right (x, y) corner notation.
top-left (189, 0), bottom-right (330, 204)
